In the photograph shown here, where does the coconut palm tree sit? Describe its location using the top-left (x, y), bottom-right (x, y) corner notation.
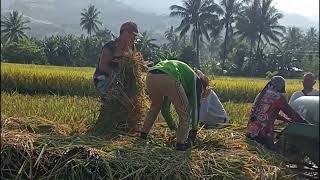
top-left (220, 0), bottom-right (243, 73)
top-left (136, 31), bottom-right (160, 61)
top-left (255, 0), bottom-right (285, 54)
top-left (235, 0), bottom-right (260, 58)
top-left (1, 11), bottom-right (30, 43)
top-left (170, 0), bottom-right (223, 68)
top-left (304, 27), bottom-right (319, 52)
top-left (80, 4), bottom-right (102, 36)
top-left (282, 27), bottom-right (304, 51)
top-left (208, 35), bottom-right (222, 58)
top-left (165, 26), bottom-right (175, 42)
top-left (164, 26), bottom-right (182, 52)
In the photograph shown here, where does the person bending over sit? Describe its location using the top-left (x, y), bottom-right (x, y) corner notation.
top-left (140, 60), bottom-right (208, 151)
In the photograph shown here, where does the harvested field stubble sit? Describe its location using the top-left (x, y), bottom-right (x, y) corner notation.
top-left (1, 92), bottom-right (251, 130)
top-left (1, 92), bottom-right (99, 134)
top-left (1, 93), bottom-right (297, 179)
top-left (1, 119), bottom-right (296, 180)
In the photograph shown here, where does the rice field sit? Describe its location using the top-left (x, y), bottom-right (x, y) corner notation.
top-left (1, 62), bottom-right (312, 179)
top-left (2, 92), bottom-right (284, 180)
top-left (2, 63), bottom-right (313, 102)
top-left (1, 63), bottom-right (96, 96)
top-left (1, 92), bottom-right (251, 130)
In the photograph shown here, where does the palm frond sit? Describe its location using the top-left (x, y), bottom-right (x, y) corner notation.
top-left (169, 5), bottom-right (188, 12)
top-left (179, 24), bottom-right (191, 39)
top-left (170, 11), bottom-right (189, 18)
top-left (176, 18), bottom-right (191, 32)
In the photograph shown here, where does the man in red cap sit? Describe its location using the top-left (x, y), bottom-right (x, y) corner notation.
top-left (93, 21), bottom-right (144, 96)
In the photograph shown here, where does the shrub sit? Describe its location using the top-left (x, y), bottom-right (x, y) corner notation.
top-left (2, 38), bottom-right (47, 64)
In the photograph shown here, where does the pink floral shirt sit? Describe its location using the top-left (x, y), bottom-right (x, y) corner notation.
top-left (247, 90), bottom-right (305, 139)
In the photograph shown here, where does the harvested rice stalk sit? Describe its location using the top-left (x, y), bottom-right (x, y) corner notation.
top-left (92, 51), bottom-right (148, 135)
top-left (1, 128), bottom-right (300, 180)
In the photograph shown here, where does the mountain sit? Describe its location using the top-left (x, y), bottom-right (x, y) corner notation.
top-left (118, 0), bottom-right (182, 15)
top-left (1, 0), bottom-right (318, 43)
top-left (119, 0), bottom-right (319, 30)
top-left (1, 9), bottom-right (66, 38)
top-left (1, 0), bottom-right (180, 44)
top-left (279, 12), bottom-right (319, 30)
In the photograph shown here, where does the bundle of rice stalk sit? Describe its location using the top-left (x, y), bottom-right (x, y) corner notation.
top-left (92, 51), bottom-right (148, 135)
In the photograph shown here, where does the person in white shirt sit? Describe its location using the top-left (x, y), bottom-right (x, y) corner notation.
top-left (289, 72), bottom-right (319, 105)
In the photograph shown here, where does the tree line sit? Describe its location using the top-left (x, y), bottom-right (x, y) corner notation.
top-left (1, 0), bottom-right (319, 78)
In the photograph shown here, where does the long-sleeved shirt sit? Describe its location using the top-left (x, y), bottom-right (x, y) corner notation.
top-left (149, 60), bottom-right (201, 130)
top-left (247, 90), bottom-right (305, 139)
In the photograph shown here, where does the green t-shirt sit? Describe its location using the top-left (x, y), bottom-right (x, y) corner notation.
top-left (149, 60), bottom-right (199, 130)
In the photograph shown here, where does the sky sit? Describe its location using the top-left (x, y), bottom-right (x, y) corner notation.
top-left (2, 0), bottom-right (319, 22)
top-left (274, 0), bottom-right (319, 22)
top-left (121, 0), bottom-right (319, 22)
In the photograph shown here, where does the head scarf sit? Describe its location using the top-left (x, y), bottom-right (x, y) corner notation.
top-left (268, 76), bottom-right (286, 93)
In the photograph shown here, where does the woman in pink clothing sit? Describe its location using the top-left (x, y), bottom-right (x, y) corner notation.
top-left (246, 76), bottom-right (308, 150)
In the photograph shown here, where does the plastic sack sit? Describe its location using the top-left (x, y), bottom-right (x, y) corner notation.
top-left (199, 90), bottom-right (229, 126)
top-left (290, 96), bottom-right (319, 125)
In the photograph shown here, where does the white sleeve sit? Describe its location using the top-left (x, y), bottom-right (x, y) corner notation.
top-left (289, 92), bottom-right (300, 105)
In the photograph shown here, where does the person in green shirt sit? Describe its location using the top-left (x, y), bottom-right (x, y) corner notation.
top-left (140, 60), bottom-right (208, 151)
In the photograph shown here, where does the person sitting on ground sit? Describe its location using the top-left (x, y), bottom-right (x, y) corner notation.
top-left (246, 76), bottom-right (308, 150)
top-left (139, 60), bottom-right (208, 151)
top-left (288, 72), bottom-right (319, 105)
top-left (93, 21), bottom-right (146, 97)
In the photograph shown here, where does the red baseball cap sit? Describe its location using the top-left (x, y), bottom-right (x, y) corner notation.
top-left (120, 21), bottom-right (143, 38)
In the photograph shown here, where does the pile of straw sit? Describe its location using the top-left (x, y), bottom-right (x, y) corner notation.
top-left (92, 51), bottom-right (148, 135)
top-left (1, 116), bottom-right (299, 180)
